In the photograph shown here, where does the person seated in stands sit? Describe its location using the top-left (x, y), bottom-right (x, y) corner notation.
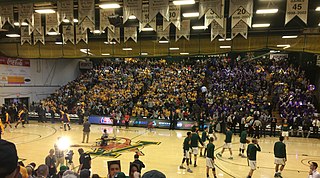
top-left (100, 129), bottom-right (109, 146)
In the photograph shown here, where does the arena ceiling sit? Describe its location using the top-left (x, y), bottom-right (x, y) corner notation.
top-left (0, 0), bottom-right (320, 58)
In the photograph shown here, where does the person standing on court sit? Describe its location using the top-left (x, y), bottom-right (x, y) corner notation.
top-left (0, 119), bottom-right (4, 139)
top-left (45, 149), bottom-right (57, 178)
top-left (190, 129), bottom-right (203, 167)
top-left (308, 162), bottom-right (320, 178)
top-left (246, 139), bottom-right (261, 178)
top-left (239, 128), bottom-right (248, 158)
top-left (77, 148), bottom-right (91, 174)
top-left (270, 116), bottom-right (277, 137)
top-left (206, 137), bottom-right (217, 178)
top-left (180, 132), bottom-right (192, 173)
top-left (217, 127), bottom-right (233, 159)
top-left (281, 119), bottom-right (290, 140)
top-left (274, 136), bottom-right (287, 178)
top-left (312, 117), bottom-right (320, 138)
top-left (82, 119), bottom-right (91, 143)
top-left (253, 118), bottom-right (262, 139)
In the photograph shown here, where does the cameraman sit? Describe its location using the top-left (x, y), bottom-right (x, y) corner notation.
top-left (77, 148), bottom-right (91, 174)
top-left (65, 150), bottom-right (74, 171)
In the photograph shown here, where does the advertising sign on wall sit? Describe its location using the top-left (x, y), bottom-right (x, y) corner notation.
top-left (0, 57), bottom-right (31, 84)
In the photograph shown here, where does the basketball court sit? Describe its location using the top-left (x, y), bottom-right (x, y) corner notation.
top-left (2, 122), bottom-right (319, 178)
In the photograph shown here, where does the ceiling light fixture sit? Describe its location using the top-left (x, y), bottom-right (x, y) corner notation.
top-left (169, 47), bottom-right (179, 50)
top-left (14, 22), bottom-right (20, 26)
top-left (277, 44), bottom-right (291, 49)
top-left (316, 7), bottom-right (320, 11)
top-left (218, 38), bottom-right (231, 41)
top-left (252, 23), bottom-right (270, 28)
top-left (182, 12), bottom-right (199, 18)
top-left (129, 15), bottom-right (137, 20)
top-left (159, 40), bottom-right (169, 44)
top-left (62, 19), bottom-right (70, 23)
top-left (92, 30), bottom-right (101, 34)
top-left (6, 34), bottom-right (20, 38)
top-left (141, 27), bottom-right (154, 31)
top-left (141, 52), bottom-right (148, 56)
top-left (99, 3), bottom-right (121, 9)
top-left (220, 46), bottom-right (231, 49)
top-left (180, 52), bottom-right (189, 55)
top-left (282, 35), bottom-right (298, 39)
top-left (47, 32), bottom-right (60, 36)
top-left (173, 0), bottom-right (195, 5)
top-left (35, 9), bottom-right (56, 14)
top-left (192, 26), bottom-right (208, 30)
top-left (122, 48), bottom-right (132, 51)
top-left (104, 41), bottom-right (116, 45)
top-left (102, 53), bottom-right (110, 56)
top-left (73, 19), bottom-right (79, 23)
top-left (256, 9), bottom-right (278, 14)
top-left (55, 42), bottom-right (65, 45)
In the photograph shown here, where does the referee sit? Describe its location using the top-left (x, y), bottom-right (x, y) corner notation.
top-left (274, 136), bottom-right (287, 178)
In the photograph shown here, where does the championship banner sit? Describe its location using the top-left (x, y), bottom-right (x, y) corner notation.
top-left (140, 4), bottom-right (156, 32)
top-left (205, 9), bottom-right (224, 27)
top-left (211, 18), bottom-right (226, 41)
top-left (149, 0), bottom-right (169, 21)
top-left (0, 57), bottom-right (31, 85)
top-left (78, 0), bottom-right (95, 31)
top-left (229, 0), bottom-right (253, 27)
top-left (21, 26), bottom-right (31, 45)
top-left (76, 25), bottom-right (88, 44)
top-left (163, 3), bottom-right (181, 30)
top-left (33, 27), bottom-right (45, 45)
top-left (0, 5), bottom-right (14, 27)
top-left (100, 9), bottom-right (115, 33)
top-left (30, 13), bottom-right (42, 34)
top-left (231, 21), bottom-right (248, 39)
top-left (199, 0), bottom-right (223, 18)
top-left (63, 25), bottom-right (75, 44)
top-left (46, 13), bottom-right (59, 34)
top-left (123, 0), bottom-right (142, 23)
top-left (57, 0), bottom-right (74, 25)
top-left (157, 25), bottom-right (170, 41)
top-left (176, 20), bottom-right (190, 42)
top-left (124, 27), bottom-right (137, 43)
top-left (285, 0), bottom-right (308, 25)
top-left (107, 27), bottom-right (120, 44)
top-left (18, 3), bottom-right (34, 27)
top-left (80, 18), bottom-right (95, 34)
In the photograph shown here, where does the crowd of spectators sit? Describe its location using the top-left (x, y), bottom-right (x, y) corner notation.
top-left (24, 56), bottom-right (319, 137)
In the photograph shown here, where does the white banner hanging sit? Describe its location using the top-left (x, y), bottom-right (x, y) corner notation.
top-left (31, 13), bottom-right (42, 34)
top-left (76, 25), bottom-right (88, 44)
top-left (18, 3), bottom-right (34, 27)
top-left (231, 6), bottom-right (252, 27)
top-left (108, 27), bottom-right (120, 44)
top-left (33, 27), bottom-right (45, 45)
top-left (123, 0), bottom-right (142, 23)
top-left (229, 0), bottom-right (253, 17)
top-left (57, 0), bottom-right (74, 25)
top-left (199, 0), bottom-right (223, 18)
top-left (231, 21), bottom-right (248, 39)
top-left (78, 0), bottom-right (95, 32)
top-left (63, 25), bottom-right (75, 44)
top-left (285, 0), bottom-right (308, 25)
top-left (211, 18), bottom-right (226, 41)
top-left (100, 9), bottom-right (115, 33)
top-left (157, 25), bottom-right (170, 41)
top-left (140, 4), bottom-right (156, 32)
top-left (205, 9), bottom-right (224, 28)
top-left (124, 27), bottom-right (137, 43)
top-left (176, 20), bottom-right (190, 42)
top-left (46, 13), bottom-right (59, 34)
top-left (21, 26), bottom-right (31, 45)
top-left (0, 5), bottom-right (14, 27)
top-left (163, 3), bottom-right (181, 30)
top-left (149, 0), bottom-right (169, 21)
